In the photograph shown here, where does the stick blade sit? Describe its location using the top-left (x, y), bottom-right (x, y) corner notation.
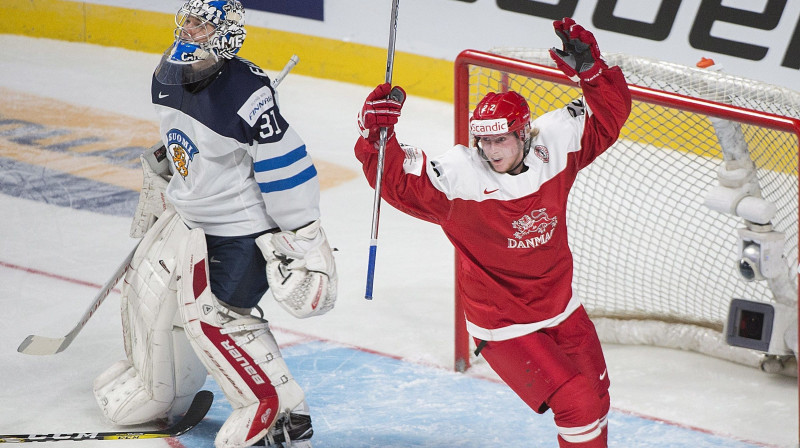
top-left (167, 390), bottom-right (214, 437)
top-left (17, 334), bottom-right (68, 356)
top-left (0, 390), bottom-right (214, 443)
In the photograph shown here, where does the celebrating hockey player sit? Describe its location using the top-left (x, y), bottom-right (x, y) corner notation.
top-left (354, 18), bottom-right (630, 448)
top-left (93, 1), bottom-right (337, 447)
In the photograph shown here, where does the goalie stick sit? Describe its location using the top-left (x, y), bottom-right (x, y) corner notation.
top-left (0, 390), bottom-right (213, 443)
top-left (16, 55), bottom-right (301, 357)
top-left (17, 239), bottom-right (141, 356)
top-left (272, 54), bottom-right (299, 89)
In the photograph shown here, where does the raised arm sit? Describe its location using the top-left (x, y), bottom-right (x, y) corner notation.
top-left (549, 17), bottom-right (632, 166)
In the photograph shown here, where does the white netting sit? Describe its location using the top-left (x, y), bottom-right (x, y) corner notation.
top-left (461, 49), bottom-right (799, 371)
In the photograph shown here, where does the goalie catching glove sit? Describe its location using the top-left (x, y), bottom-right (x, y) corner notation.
top-left (256, 220), bottom-right (337, 318)
top-left (549, 17), bottom-right (608, 84)
top-left (357, 83), bottom-right (406, 144)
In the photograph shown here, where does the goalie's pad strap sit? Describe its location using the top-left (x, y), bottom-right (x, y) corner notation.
top-left (178, 229), bottom-right (305, 447)
top-left (93, 209), bottom-right (206, 425)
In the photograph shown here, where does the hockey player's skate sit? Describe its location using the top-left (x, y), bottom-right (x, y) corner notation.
top-left (264, 412), bottom-right (313, 447)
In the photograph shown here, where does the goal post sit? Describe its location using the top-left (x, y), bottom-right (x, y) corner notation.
top-left (453, 49), bottom-right (800, 386)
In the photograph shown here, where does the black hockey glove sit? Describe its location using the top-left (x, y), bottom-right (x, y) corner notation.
top-left (549, 17), bottom-right (608, 83)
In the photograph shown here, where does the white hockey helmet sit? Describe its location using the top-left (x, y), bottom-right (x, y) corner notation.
top-left (155, 0), bottom-right (246, 85)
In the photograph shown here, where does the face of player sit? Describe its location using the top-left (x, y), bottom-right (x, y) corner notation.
top-left (179, 14), bottom-right (216, 43)
top-left (477, 132), bottom-right (526, 174)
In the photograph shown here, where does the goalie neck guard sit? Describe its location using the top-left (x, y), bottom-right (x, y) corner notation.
top-left (155, 0), bottom-right (247, 86)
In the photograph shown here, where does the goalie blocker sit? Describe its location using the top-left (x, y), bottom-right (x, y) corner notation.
top-left (130, 143), bottom-right (172, 239)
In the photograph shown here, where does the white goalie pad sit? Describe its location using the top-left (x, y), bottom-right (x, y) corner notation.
top-left (94, 208), bottom-right (207, 425)
top-left (130, 145), bottom-right (174, 238)
top-left (178, 229), bottom-right (306, 448)
top-left (255, 220), bottom-right (338, 319)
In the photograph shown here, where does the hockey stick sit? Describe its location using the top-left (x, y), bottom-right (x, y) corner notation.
top-left (16, 57), bottom-right (301, 356)
top-left (0, 390), bottom-right (213, 443)
top-left (17, 239), bottom-right (141, 356)
top-left (365, 0), bottom-right (401, 300)
top-left (272, 54), bottom-right (300, 89)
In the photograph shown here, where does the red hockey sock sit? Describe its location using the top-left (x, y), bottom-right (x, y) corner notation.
top-left (548, 375), bottom-right (609, 448)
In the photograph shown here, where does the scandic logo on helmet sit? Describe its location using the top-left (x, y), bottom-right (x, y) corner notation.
top-left (470, 118), bottom-right (509, 136)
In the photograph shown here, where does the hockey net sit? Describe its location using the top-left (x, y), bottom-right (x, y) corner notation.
top-left (453, 49), bottom-right (800, 374)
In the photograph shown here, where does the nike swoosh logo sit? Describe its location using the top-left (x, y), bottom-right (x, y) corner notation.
top-left (158, 92), bottom-right (169, 99)
top-left (483, 188), bottom-right (499, 195)
top-left (209, 256), bottom-right (221, 263)
top-left (599, 369), bottom-right (608, 381)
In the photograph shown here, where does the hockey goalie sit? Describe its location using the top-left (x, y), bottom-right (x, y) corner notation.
top-left (92, 2), bottom-right (337, 448)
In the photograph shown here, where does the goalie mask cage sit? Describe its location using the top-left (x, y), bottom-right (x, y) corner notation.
top-left (453, 50), bottom-right (800, 384)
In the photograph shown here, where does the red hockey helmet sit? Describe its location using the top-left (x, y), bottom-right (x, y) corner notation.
top-left (469, 91), bottom-right (531, 141)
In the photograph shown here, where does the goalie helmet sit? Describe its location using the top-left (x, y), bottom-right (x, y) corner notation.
top-left (469, 91), bottom-right (532, 160)
top-left (155, 0), bottom-right (247, 85)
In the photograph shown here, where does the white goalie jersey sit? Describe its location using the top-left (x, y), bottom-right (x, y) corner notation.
top-left (152, 56), bottom-right (322, 237)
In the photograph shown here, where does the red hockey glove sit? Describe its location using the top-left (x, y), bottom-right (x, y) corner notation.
top-left (358, 83), bottom-right (406, 144)
top-left (549, 17), bottom-right (608, 83)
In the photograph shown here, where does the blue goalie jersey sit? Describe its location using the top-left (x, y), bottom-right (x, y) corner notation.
top-left (152, 56), bottom-right (320, 236)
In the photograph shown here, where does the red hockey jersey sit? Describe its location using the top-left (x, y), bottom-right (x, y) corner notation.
top-left (355, 67), bottom-right (631, 341)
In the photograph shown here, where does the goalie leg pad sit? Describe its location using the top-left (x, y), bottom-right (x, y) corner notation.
top-left (93, 325), bottom-right (205, 425)
top-left (94, 209), bottom-right (207, 425)
top-left (178, 229), bottom-right (305, 448)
